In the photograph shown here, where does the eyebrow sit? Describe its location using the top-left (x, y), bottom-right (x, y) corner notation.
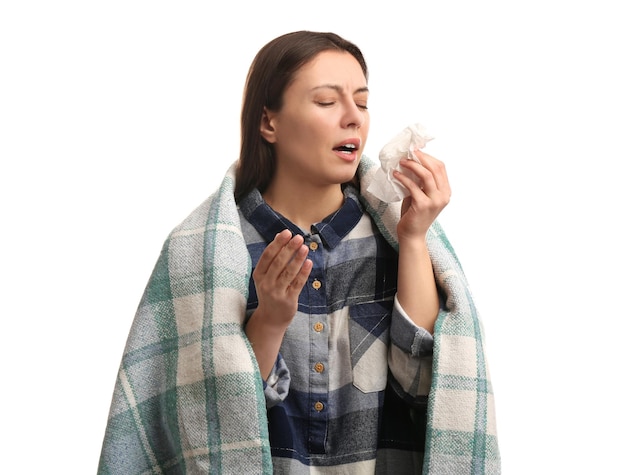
top-left (311, 84), bottom-right (369, 95)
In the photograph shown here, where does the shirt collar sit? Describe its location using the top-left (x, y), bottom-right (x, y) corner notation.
top-left (238, 186), bottom-right (364, 249)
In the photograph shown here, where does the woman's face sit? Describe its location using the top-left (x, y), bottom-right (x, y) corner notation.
top-left (261, 51), bottom-right (370, 188)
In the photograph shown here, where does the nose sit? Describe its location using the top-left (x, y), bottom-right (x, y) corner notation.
top-left (341, 100), bottom-right (365, 129)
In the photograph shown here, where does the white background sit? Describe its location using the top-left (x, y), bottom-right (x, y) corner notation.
top-left (2, 1), bottom-right (624, 473)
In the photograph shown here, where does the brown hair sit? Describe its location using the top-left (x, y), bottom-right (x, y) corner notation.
top-left (234, 31), bottom-right (368, 202)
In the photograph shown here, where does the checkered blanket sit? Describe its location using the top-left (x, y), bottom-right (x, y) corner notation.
top-left (98, 155), bottom-right (500, 474)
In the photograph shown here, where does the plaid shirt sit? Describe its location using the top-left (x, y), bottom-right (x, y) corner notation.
top-left (238, 186), bottom-right (434, 474)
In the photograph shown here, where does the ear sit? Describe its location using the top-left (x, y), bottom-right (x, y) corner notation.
top-left (260, 107), bottom-right (277, 143)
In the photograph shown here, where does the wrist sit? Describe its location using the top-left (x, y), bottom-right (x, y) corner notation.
top-left (397, 233), bottom-right (428, 252)
top-left (246, 307), bottom-right (290, 338)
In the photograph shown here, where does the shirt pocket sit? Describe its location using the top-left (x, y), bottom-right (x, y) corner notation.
top-left (348, 301), bottom-right (392, 393)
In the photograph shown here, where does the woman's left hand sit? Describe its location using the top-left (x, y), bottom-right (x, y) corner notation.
top-left (393, 149), bottom-right (451, 241)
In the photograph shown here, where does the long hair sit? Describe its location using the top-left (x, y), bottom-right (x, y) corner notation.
top-left (234, 31), bottom-right (368, 202)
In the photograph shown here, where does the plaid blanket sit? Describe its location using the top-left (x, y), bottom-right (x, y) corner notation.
top-left (98, 155), bottom-right (500, 474)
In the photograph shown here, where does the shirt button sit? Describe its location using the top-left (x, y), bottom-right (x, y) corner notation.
top-left (314, 362), bottom-right (325, 373)
top-left (314, 401), bottom-right (324, 412)
top-left (309, 241), bottom-right (319, 251)
top-left (312, 279), bottom-right (322, 290)
top-left (313, 322), bottom-right (324, 332)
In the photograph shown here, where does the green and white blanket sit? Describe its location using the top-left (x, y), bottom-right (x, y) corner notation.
top-left (98, 155), bottom-right (500, 474)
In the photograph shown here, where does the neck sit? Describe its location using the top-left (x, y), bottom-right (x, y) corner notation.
top-left (262, 180), bottom-right (345, 231)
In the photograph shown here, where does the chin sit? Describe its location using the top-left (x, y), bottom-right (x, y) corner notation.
top-left (336, 171), bottom-right (359, 188)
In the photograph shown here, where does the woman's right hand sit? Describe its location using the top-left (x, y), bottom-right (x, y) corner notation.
top-left (245, 230), bottom-right (312, 379)
top-left (252, 229), bottom-right (313, 328)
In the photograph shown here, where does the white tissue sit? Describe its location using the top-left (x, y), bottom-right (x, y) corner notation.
top-left (366, 123), bottom-right (434, 202)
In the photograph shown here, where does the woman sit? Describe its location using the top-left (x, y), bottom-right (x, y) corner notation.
top-left (98, 31), bottom-right (499, 474)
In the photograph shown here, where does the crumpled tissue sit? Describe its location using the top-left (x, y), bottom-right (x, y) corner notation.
top-left (366, 123), bottom-right (434, 202)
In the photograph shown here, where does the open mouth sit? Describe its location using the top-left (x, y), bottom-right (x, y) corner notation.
top-left (333, 143), bottom-right (358, 154)
top-left (333, 141), bottom-right (360, 154)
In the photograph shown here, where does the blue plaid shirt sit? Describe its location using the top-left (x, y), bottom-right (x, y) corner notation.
top-left (238, 186), bottom-right (434, 474)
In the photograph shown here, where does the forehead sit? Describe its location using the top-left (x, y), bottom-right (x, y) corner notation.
top-left (291, 51), bottom-right (367, 90)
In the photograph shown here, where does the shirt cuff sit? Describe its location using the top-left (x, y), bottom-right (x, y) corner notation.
top-left (262, 353), bottom-right (290, 409)
top-left (391, 295), bottom-right (434, 357)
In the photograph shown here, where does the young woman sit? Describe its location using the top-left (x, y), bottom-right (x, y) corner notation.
top-left (98, 31), bottom-right (499, 475)
top-left (238, 31), bottom-right (446, 473)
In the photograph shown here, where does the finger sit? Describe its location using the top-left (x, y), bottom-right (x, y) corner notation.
top-left (394, 160), bottom-right (430, 195)
top-left (400, 155), bottom-right (450, 198)
top-left (261, 233), bottom-right (306, 283)
top-left (413, 150), bottom-right (451, 195)
top-left (254, 229), bottom-right (293, 275)
top-left (398, 158), bottom-right (426, 184)
top-left (285, 257), bottom-right (313, 298)
top-left (277, 241), bottom-right (310, 287)
top-left (394, 161), bottom-right (450, 207)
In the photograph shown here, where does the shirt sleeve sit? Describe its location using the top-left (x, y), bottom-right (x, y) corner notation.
top-left (388, 295), bottom-right (436, 401)
top-left (262, 353), bottom-right (291, 409)
top-left (390, 295), bottom-right (434, 356)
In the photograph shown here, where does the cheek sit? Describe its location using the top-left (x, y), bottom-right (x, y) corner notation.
top-left (287, 121), bottom-right (325, 150)
top-left (279, 111), bottom-right (311, 136)
top-left (274, 122), bottom-right (317, 159)
top-left (362, 114), bottom-right (371, 132)
top-left (361, 121), bottom-right (370, 145)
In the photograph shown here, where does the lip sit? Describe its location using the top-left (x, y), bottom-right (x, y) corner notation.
top-left (333, 138), bottom-right (361, 162)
